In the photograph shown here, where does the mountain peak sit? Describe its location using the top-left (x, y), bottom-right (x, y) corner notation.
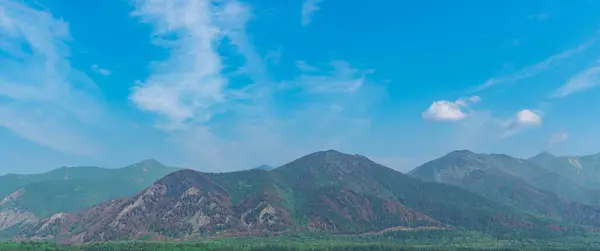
top-left (296, 149), bottom-right (378, 165)
top-left (154, 169), bottom-right (227, 197)
top-left (316, 149), bottom-right (345, 155)
top-left (451, 149), bottom-right (475, 154)
top-left (275, 149), bottom-right (386, 179)
top-left (140, 158), bottom-right (162, 165)
top-left (444, 149), bottom-right (476, 158)
top-left (532, 151), bottom-right (555, 159)
top-left (408, 150), bottom-right (479, 178)
top-left (306, 149), bottom-right (363, 158)
top-left (129, 159), bottom-right (164, 168)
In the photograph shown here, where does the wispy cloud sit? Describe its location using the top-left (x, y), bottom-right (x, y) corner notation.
top-left (301, 0), bottom-right (323, 26)
top-left (552, 64), bottom-right (600, 97)
top-left (129, 0), bottom-right (385, 172)
top-left (292, 60), bottom-right (367, 94)
top-left (501, 109), bottom-right (543, 138)
top-left (265, 48), bottom-right (282, 65)
top-left (422, 96), bottom-right (481, 121)
top-left (92, 64), bottom-right (112, 75)
top-left (296, 60), bottom-right (318, 72)
top-left (548, 131), bottom-right (568, 146)
top-left (0, 0), bottom-right (102, 155)
top-left (129, 0), bottom-right (244, 131)
top-left (475, 38), bottom-right (596, 91)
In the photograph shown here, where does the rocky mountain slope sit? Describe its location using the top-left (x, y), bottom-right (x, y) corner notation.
top-left (529, 152), bottom-right (600, 188)
top-left (409, 150), bottom-right (600, 226)
top-left (0, 160), bottom-right (179, 233)
top-left (21, 150), bottom-right (570, 243)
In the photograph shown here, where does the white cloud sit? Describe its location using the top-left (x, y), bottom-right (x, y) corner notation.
top-left (475, 38), bottom-right (596, 91)
top-left (468, 95), bottom-right (481, 103)
top-left (454, 95), bottom-right (481, 107)
top-left (301, 0), bottom-right (323, 26)
top-left (422, 101), bottom-right (467, 121)
top-left (516, 109), bottom-right (542, 126)
top-left (501, 109), bottom-right (542, 137)
top-left (548, 131), bottom-right (568, 145)
top-left (422, 96), bottom-right (480, 121)
top-left (129, 0), bottom-right (248, 131)
top-left (0, 0), bottom-right (102, 155)
top-left (552, 65), bottom-right (600, 97)
top-left (92, 64), bottom-right (111, 75)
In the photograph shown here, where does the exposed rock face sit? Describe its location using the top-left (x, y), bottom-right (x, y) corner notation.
top-left (0, 188), bottom-right (24, 207)
top-left (0, 210), bottom-right (38, 231)
top-left (25, 170), bottom-right (294, 243)
top-left (0, 189), bottom-right (38, 231)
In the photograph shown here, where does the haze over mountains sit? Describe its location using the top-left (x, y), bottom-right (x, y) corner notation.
top-left (1, 149), bottom-right (600, 243)
top-left (529, 152), bottom-right (600, 188)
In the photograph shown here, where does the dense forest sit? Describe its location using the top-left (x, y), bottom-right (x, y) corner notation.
top-left (1, 242), bottom-right (598, 251)
top-left (3, 230), bottom-right (600, 251)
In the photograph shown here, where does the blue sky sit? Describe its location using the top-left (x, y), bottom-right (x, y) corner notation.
top-left (1, 0), bottom-right (600, 174)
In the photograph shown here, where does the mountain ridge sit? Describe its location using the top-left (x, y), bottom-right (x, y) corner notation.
top-left (18, 150), bottom-right (576, 243)
top-left (529, 151), bottom-right (600, 188)
top-left (409, 150), bottom-right (600, 227)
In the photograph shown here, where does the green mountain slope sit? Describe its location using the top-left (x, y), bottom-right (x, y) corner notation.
top-left (409, 150), bottom-right (600, 227)
top-left (0, 159), bottom-right (179, 232)
top-left (23, 150), bottom-right (575, 243)
top-left (529, 152), bottom-right (600, 188)
top-left (0, 159), bottom-right (178, 199)
top-left (0, 180), bottom-right (140, 217)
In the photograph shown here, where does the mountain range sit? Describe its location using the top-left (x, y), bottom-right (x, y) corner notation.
top-left (409, 150), bottom-right (600, 227)
top-left (2, 149), bottom-right (600, 243)
top-left (528, 152), bottom-right (600, 188)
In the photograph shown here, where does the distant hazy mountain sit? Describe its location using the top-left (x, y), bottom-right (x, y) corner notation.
top-left (0, 159), bottom-right (179, 232)
top-left (409, 150), bottom-right (600, 226)
top-left (251, 164), bottom-right (274, 171)
top-left (529, 152), bottom-right (600, 187)
top-left (22, 150), bottom-right (566, 243)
